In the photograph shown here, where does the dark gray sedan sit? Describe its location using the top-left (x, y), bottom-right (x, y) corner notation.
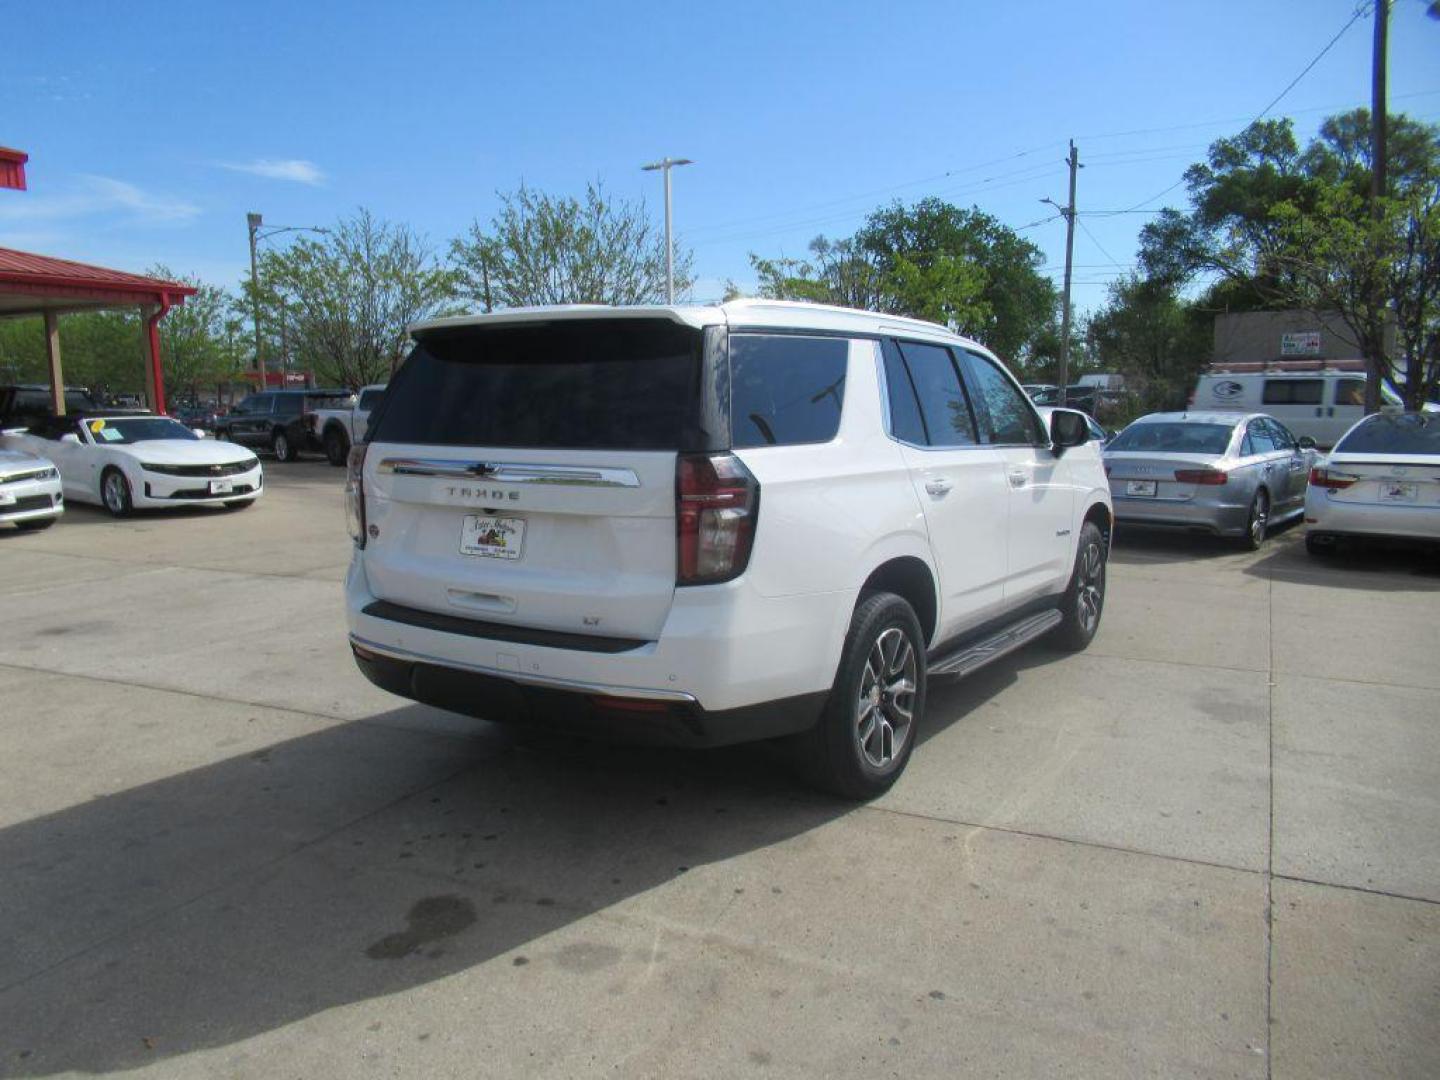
top-left (1103, 411), bottom-right (1318, 548)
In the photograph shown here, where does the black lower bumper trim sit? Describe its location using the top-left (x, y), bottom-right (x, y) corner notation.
top-left (362, 600), bottom-right (647, 654)
top-left (351, 646), bottom-right (825, 749)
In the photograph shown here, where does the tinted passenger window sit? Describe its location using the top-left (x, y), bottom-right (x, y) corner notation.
top-left (1264, 418), bottom-right (1296, 450)
top-left (275, 395), bottom-right (304, 416)
top-left (730, 334), bottom-right (847, 448)
top-left (1334, 378), bottom-right (1365, 407)
top-left (896, 341), bottom-right (976, 446)
top-left (1262, 379), bottom-right (1323, 405)
top-left (881, 341), bottom-right (927, 445)
top-left (1246, 420), bottom-right (1276, 453)
top-left (958, 351), bottom-right (1046, 445)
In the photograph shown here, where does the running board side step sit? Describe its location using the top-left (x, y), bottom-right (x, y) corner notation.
top-left (926, 609), bottom-right (1063, 679)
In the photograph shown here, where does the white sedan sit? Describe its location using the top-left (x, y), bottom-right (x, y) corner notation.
top-left (1305, 411), bottom-right (1440, 554)
top-left (0, 412), bottom-right (263, 517)
top-left (0, 447), bottom-right (64, 530)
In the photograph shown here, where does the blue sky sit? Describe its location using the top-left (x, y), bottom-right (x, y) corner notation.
top-left (3, 0), bottom-right (1437, 317)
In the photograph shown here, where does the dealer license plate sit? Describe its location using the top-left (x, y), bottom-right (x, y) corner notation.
top-left (1379, 481), bottom-right (1417, 503)
top-left (209, 479), bottom-right (234, 495)
top-left (1125, 479), bottom-right (1157, 497)
top-left (460, 515), bottom-right (525, 559)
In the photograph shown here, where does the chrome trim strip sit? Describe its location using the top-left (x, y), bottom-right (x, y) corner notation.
top-left (348, 634), bottom-right (698, 704)
top-left (376, 458), bottom-right (641, 487)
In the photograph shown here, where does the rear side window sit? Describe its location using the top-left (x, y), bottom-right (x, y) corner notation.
top-left (881, 341), bottom-right (928, 444)
top-left (730, 334), bottom-right (847, 448)
top-left (957, 351), bottom-right (1047, 446)
top-left (1246, 419), bottom-right (1277, 453)
top-left (1333, 378), bottom-right (1365, 407)
top-left (372, 319), bottom-right (703, 450)
top-left (275, 395), bottom-right (304, 416)
top-left (358, 389), bottom-right (385, 410)
top-left (893, 340), bottom-right (977, 447)
top-left (1262, 379), bottom-right (1323, 405)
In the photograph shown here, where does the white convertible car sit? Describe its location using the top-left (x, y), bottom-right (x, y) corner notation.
top-left (0, 412), bottom-right (263, 516)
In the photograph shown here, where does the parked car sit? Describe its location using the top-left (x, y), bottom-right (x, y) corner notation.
top-left (171, 405), bottom-right (220, 433)
top-left (311, 383), bottom-right (386, 466)
top-left (1027, 384), bottom-right (1099, 413)
top-left (213, 388), bottom-right (355, 462)
top-left (0, 384), bottom-right (99, 430)
top-left (0, 447), bottom-right (63, 530)
top-left (1103, 411), bottom-right (1318, 549)
top-left (1189, 369), bottom-right (1424, 448)
top-left (1037, 406), bottom-right (1111, 446)
top-left (0, 411), bottom-right (262, 516)
top-left (1022, 383), bottom-right (1057, 400)
top-left (344, 300), bottom-right (1112, 798)
top-left (1304, 411), bottom-right (1440, 554)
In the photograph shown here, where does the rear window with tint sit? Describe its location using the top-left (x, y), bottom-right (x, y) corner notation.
top-left (730, 334), bottom-right (847, 449)
top-left (1262, 379), bottom-right (1323, 405)
top-left (1108, 422), bottom-right (1236, 455)
top-left (1335, 414), bottom-right (1440, 455)
top-left (371, 319), bottom-right (702, 450)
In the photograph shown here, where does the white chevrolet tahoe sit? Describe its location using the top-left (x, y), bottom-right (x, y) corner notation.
top-left (345, 301), bottom-right (1112, 797)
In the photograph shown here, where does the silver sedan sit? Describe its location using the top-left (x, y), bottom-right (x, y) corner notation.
top-left (1103, 411), bottom-right (1318, 549)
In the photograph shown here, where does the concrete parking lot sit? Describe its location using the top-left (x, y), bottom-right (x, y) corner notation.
top-left (1, 462), bottom-right (1436, 1079)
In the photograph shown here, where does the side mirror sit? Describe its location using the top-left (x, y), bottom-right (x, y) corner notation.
top-left (1296, 435), bottom-right (1317, 450)
top-left (1049, 408), bottom-right (1089, 455)
top-left (60, 433), bottom-right (82, 445)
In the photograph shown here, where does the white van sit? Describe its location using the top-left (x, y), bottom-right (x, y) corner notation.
top-left (1190, 369), bottom-right (1396, 448)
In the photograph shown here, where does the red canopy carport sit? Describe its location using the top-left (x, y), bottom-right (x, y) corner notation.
top-left (0, 247), bottom-right (196, 415)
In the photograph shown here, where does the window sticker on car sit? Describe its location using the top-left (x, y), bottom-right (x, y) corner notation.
top-left (99, 427), bottom-right (123, 442)
top-left (89, 420), bottom-right (106, 433)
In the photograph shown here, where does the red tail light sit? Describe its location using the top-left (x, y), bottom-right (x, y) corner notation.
top-left (345, 443), bottom-right (368, 546)
top-left (1174, 468), bottom-right (1228, 485)
top-left (676, 452), bottom-right (759, 585)
top-left (1309, 466), bottom-right (1357, 489)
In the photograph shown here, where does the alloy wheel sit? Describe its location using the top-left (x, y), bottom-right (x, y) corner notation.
top-left (103, 472), bottom-right (125, 513)
top-left (855, 626), bottom-right (917, 769)
top-left (1250, 492), bottom-right (1269, 546)
top-left (1076, 540), bottom-right (1104, 635)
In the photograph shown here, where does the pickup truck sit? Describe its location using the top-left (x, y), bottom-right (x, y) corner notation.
top-left (310, 383), bottom-right (386, 465)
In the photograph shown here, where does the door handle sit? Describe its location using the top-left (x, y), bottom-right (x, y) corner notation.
top-left (924, 478), bottom-right (952, 497)
top-left (1007, 469), bottom-right (1028, 488)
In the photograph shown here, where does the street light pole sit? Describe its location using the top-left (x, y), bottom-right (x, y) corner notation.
top-left (247, 212), bottom-right (264, 388)
top-left (642, 157), bottom-right (693, 303)
top-left (1043, 141), bottom-right (1081, 407)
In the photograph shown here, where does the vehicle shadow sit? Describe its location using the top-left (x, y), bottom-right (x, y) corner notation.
top-left (0, 651), bottom-right (1031, 1076)
top-left (1108, 517), bottom-right (1303, 566)
top-left (1242, 532), bottom-right (1440, 591)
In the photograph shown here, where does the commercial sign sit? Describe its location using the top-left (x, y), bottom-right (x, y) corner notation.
top-left (1280, 331), bottom-right (1321, 356)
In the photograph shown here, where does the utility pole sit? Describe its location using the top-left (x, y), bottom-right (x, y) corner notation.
top-left (642, 157), bottom-right (693, 303)
top-left (481, 249), bottom-right (493, 313)
top-left (1045, 142), bottom-right (1081, 406)
top-left (1365, 0), bottom-right (1389, 414)
top-left (247, 212), bottom-right (265, 389)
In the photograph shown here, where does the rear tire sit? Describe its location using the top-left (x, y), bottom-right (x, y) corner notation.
top-left (1242, 489), bottom-right (1270, 551)
top-left (795, 591), bottom-right (926, 800)
top-left (1052, 520), bottom-right (1107, 651)
top-left (324, 427), bottom-right (350, 467)
top-left (271, 430), bottom-right (295, 463)
top-left (100, 468), bottom-right (133, 518)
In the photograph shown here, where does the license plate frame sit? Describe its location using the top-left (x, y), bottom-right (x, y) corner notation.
top-left (1125, 479), bottom-right (1158, 497)
top-left (209, 479), bottom-right (235, 495)
top-left (460, 515), bottom-right (525, 560)
top-left (1378, 481), bottom-right (1417, 503)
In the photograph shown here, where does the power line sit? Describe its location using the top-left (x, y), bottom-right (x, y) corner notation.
top-left (1255, 3), bottom-right (1372, 121)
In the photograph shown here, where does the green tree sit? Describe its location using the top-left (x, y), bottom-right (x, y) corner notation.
top-left (0, 310), bottom-right (144, 394)
top-left (1138, 110), bottom-right (1440, 408)
top-left (451, 183), bottom-right (691, 308)
top-left (1087, 275), bottom-right (1212, 411)
top-left (255, 209), bottom-right (459, 388)
top-left (750, 199), bottom-right (1055, 362)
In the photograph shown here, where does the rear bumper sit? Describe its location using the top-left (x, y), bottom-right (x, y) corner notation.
top-left (1110, 492), bottom-right (1251, 536)
top-left (349, 640), bottom-right (825, 747)
top-left (345, 551), bottom-right (855, 719)
top-left (1304, 489), bottom-right (1440, 542)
